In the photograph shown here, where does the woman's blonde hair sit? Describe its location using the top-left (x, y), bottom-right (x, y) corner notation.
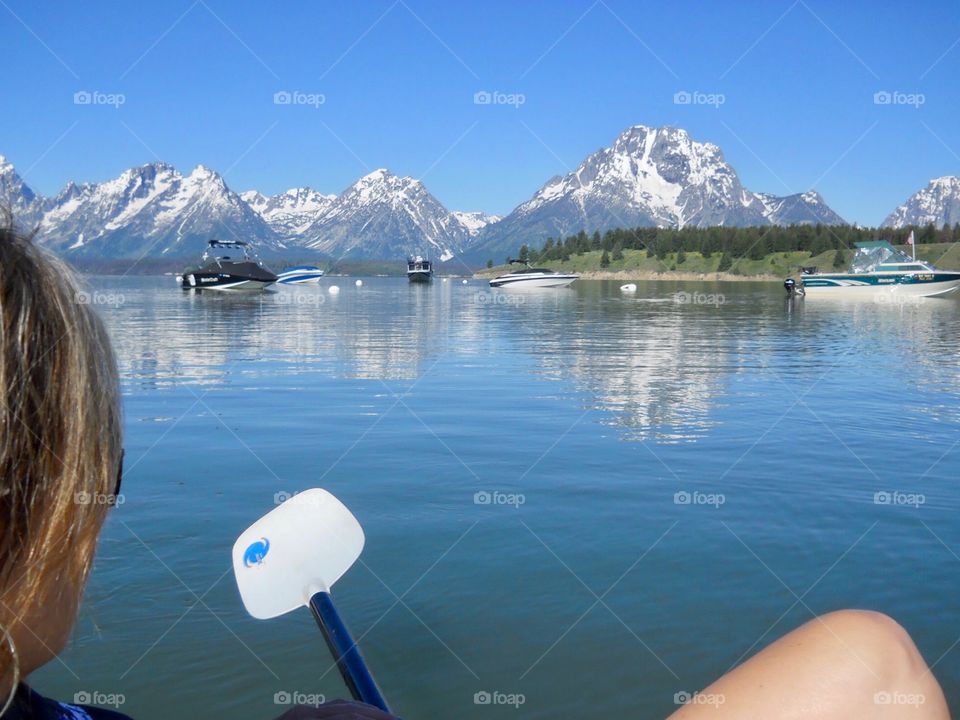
top-left (0, 219), bottom-right (122, 703)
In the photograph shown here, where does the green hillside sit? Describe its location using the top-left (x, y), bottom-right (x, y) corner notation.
top-left (480, 243), bottom-right (960, 280)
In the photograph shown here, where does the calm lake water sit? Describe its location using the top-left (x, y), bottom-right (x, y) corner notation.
top-left (36, 276), bottom-right (960, 718)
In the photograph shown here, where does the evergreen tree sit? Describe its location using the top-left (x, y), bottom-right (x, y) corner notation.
top-left (519, 244), bottom-right (529, 262)
top-left (676, 248), bottom-right (686, 264)
top-left (486, 259), bottom-right (493, 269)
top-left (612, 242), bottom-right (624, 261)
top-left (717, 252), bottom-right (733, 272)
top-left (600, 249), bottom-right (610, 268)
top-left (832, 249), bottom-right (846, 269)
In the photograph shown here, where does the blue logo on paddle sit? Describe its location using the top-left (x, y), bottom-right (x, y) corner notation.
top-left (243, 538), bottom-right (270, 567)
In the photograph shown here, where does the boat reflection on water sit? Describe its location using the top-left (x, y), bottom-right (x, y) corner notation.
top-left (95, 276), bottom-right (960, 442)
top-left (481, 286), bottom-right (727, 442)
top-left (107, 277), bottom-right (465, 387)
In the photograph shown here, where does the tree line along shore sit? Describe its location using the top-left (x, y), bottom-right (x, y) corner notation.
top-left (480, 224), bottom-right (960, 280)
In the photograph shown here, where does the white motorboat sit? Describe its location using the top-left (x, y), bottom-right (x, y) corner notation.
top-left (489, 260), bottom-right (579, 288)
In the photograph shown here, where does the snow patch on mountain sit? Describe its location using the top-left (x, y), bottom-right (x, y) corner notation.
top-left (241, 187), bottom-right (336, 236)
top-left (31, 162), bottom-right (276, 257)
top-left (300, 169), bottom-right (473, 261)
top-left (472, 125), bottom-right (846, 258)
top-left (882, 176), bottom-right (960, 228)
top-left (451, 210), bottom-right (501, 235)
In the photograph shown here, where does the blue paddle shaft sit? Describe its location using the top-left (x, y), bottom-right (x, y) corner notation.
top-left (309, 591), bottom-right (390, 713)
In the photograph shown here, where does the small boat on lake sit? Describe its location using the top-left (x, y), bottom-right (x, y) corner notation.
top-left (277, 265), bottom-right (325, 284)
top-left (797, 240), bottom-right (960, 299)
top-left (489, 260), bottom-right (579, 288)
top-left (407, 256), bottom-right (433, 283)
top-left (177, 240), bottom-right (277, 291)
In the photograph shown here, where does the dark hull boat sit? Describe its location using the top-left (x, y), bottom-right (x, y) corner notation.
top-left (178, 240), bottom-right (277, 291)
top-left (407, 256), bottom-right (433, 283)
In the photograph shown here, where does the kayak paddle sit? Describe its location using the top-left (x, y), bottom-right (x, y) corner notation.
top-left (232, 488), bottom-right (391, 713)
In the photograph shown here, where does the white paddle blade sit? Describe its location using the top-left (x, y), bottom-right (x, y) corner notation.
top-left (232, 488), bottom-right (365, 619)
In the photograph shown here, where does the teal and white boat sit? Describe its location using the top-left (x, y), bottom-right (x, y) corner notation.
top-left (800, 241), bottom-right (960, 299)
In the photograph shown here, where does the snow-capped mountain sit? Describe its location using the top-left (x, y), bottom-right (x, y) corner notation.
top-left (240, 187), bottom-right (336, 237)
top-left (882, 177), bottom-right (960, 228)
top-left (451, 210), bottom-right (501, 236)
top-left (1, 123), bottom-right (849, 264)
top-left (299, 169), bottom-right (475, 261)
top-left (755, 191), bottom-right (845, 226)
top-left (473, 125), bottom-right (845, 258)
top-left (0, 155), bottom-right (43, 228)
top-left (33, 162), bottom-right (277, 258)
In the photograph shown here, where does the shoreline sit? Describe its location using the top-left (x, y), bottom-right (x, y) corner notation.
top-left (475, 269), bottom-right (784, 282)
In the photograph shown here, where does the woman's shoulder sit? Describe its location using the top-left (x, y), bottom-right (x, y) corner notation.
top-left (4, 686), bottom-right (134, 720)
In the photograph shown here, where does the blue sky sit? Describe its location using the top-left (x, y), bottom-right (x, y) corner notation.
top-left (2, 0), bottom-right (959, 225)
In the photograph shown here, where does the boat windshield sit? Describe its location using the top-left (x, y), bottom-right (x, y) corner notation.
top-left (850, 241), bottom-right (933, 273)
top-left (202, 239), bottom-right (255, 263)
top-left (511, 267), bottom-right (554, 274)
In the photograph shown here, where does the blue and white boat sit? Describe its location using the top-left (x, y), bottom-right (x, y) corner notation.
top-left (277, 265), bottom-right (325, 284)
top-left (799, 241), bottom-right (960, 299)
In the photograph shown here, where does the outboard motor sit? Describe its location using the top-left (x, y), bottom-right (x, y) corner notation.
top-left (784, 277), bottom-right (803, 298)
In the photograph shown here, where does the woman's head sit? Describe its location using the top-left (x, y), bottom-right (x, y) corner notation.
top-left (0, 219), bottom-right (122, 700)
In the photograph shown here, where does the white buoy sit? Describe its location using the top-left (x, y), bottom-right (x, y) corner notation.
top-left (328, 285), bottom-right (340, 294)
top-left (620, 283), bottom-right (637, 294)
top-left (442, 277), bottom-right (448, 283)
top-left (462, 279), bottom-right (468, 284)
top-left (355, 279), bottom-right (363, 287)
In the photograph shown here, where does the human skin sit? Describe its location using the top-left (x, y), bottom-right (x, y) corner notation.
top-left (667, 609), bottom-right (949, 719)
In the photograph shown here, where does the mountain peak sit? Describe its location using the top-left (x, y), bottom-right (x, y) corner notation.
top-left (882, 176), bottom-right (960, 228)
top-left (189, 164), bottom-right (218, 179)
top-left (243, 186), bottom-right (337, 237)
top-left (360, 168), bottom-right (394, 182)
top-left (470, 123), bottom-right (845, 257)
top-left (930, 176), bottom-right (960, 188)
